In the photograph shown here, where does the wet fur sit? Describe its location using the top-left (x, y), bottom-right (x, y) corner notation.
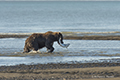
top-left (23, 31), bottom-right (63, 53)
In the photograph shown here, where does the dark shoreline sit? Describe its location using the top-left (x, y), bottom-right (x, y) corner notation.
top-left (0, 34), bottom-right (120, 40)
top-left (64, 35), bottom-right (120, 40)
top-left (0, 62), bottom-right (120, 71)
top-left (0, 62), bottom-right (120, 80)
top-left (0, 34), bottom-right (29, 38)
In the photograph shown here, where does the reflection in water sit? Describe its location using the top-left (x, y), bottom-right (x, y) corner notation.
top-left (0, 38), bottom-right (120, 66)
top-left (0, 56), bottom-right (120, 66)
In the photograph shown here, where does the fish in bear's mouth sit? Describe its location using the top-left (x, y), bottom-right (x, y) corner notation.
top-left (59, 38), bottom-right (70, 48)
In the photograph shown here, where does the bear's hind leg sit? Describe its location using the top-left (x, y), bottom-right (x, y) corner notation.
top-left (23, 47), bottom-right (31, 53)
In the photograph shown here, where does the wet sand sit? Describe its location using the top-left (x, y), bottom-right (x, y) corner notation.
top-left (0, 34), bottom-right (120, 40)
top-left (0, 62), bottom-right (120, 80)
top-left (64, 35), bottom-right (120, 40)
top-left (0, 34), bottom-right (29, 38)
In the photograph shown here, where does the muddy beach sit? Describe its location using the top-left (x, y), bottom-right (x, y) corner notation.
top-left (0, 62), bottom-right (120, 80)
top-left (0, 33), bottom-right (120, 40)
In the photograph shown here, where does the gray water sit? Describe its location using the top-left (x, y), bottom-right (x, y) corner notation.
top-left (0, 1), bottom-right (120, 66)
top-left (0, 1), bottom-right (120, 33)
top-left (0, 38), bottom-right (120, 66)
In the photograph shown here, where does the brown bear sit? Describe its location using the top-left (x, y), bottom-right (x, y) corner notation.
top-left (23, 31), bottom-right (70, 53)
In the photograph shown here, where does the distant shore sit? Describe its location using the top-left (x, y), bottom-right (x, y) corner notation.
top-left (0, 34), bottom-right (120, 40)
top-left (64, 35), bottom-right (120, 40)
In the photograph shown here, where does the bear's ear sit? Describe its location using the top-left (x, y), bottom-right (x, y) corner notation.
top-left (54, 32), bottom-right (60, 38)
top-left (58, 32), bottom-right (62, 36)
top-left (54, 32), bottom-right (60, 35)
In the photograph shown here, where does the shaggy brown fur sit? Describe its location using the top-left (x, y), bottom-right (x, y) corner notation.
top-left (23, 31), bottom-right (64, 53)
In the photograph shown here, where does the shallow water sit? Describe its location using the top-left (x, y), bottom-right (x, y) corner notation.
top-left (0, 56), bottom-right (120, 66)
top-left (0, 38), bottom-right (120, 66)
top-left (1, 1), bottom-right (120, 66)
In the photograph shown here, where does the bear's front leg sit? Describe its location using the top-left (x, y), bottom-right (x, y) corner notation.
top-left (47, 48), bottom-right (54, 53)
top-left (45, 42), bottom-right (54, 53)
